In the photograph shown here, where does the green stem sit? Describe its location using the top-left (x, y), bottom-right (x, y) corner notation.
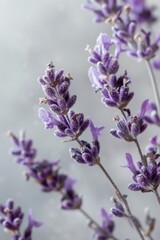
top-left (145, 60), bottom-right (160, 114)
top-left (134, 139), bottom-right (147, 166)
top-left (153, 189), bottom-right (160, 206)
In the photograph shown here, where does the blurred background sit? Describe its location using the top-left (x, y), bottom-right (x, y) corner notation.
top-left (0, 0), bottom-right (160, 239)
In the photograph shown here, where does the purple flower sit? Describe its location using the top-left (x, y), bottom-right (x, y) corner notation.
top-left (110, 198), bottom-right (125, 217)
top-left (54, 111), bottom-right (89, 139)
top-left (0, 199), bottom-right (42, 240)
top-left (89, 119), bottom-right (105, 141)
top-left (26, 160), bottom-right (67, 192)
top-left (39, 108), bottom-right (89, 139)
top-left (70, 121), bottom-right (104, 165)
top-left (38, 107), bottom-right (57, 129)
top-left (88, 34), bottom-right (134, 110)
top-left (9, 131), bottom-right (36, 165)
top-left (125, 153), bottom-right (160, 192)
top-left (101, 72), bottom-right (134, 109)
top-left (38, 62), bottom-right (77, 115)
top-left (142, 100), bottom-right (160, 127)
top-left (126, 0), bottom-right (157, 24)
top-left (152, 57), bottom-right (160, 70)
top-left (93, 208), bottom-right (115, 240)
top-left (88, 33), bottom-right (119, 76)
top-left (88, 66), bottom-right (104, 90)
top-left (110, 113), bottom-right (147, 142)
top-left (23, 210), bottom-right (42, 240)
top-left (70, 139), bottom-right (100, 165)
top-left (133, 30), bottom-right (159, 60)
top-left (83, 0), bottom-right (122, 23)
top-left (112, 8), bottom-right (159, 60)
top-left (61, 177), bottom-right (82, 210)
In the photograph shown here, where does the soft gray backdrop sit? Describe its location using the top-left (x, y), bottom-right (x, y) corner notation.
top-left (0, 0), bottom-right (160, 239)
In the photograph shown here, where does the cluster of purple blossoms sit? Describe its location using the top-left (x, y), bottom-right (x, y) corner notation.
top-left (38, 62), bottom-right (76, 115)
top-left (38, 63), bottom-right (105, 166)
top-left (85, 0), bottom-right (159, 61)
top-left (9, 131), bottom-right (36, 165)
top-left (0, 199), bottom-right (42, 240)
top-left (38, 63), bottom-right (89, 140)
top-left (112, 11), bottom-right (159, 60)
top-left (70, 120), bottom-right (104, 166)
top-left (122, 0), bottom-right (157, 24)
top-left (84, 0), bottom-right (156, 25)
top-left (9, 132), bottom-right (118, 238)
top-left (9, 132), bottom-right (82, 210)
top-left (88, 33), bottom-right (134, 110)
top-left (88, 33), bottom-right (119, 77)
top-left (38, 107), bottom-right (89, 138)
top-left (83, 0), bottom-right (122, 23)
top-left (125, 153), bottom-right (160, 192)
top-left (110, 110), bottom-right (147, 142)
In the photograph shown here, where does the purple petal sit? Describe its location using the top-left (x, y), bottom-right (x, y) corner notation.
top-left (139, 99), bottom-right (149, 117)
top-left (64, 177), bottom-right (77, 190)
top-left (100, 208), bottom-right (111, 224)
top-left (28, 209), bottom-right (43, 228)
top-left (97, 33), bottom-right (112, 50)
top-left (38, 107), bottom-right (57, 129)
top-left (88, 67), bottom-right (103, 89)
top-left (89, 119), bottom-right (105, 141)
top-left (128, 183), bottom-right (141, 191)
top-left (124, 153), bottom-right (137, 174)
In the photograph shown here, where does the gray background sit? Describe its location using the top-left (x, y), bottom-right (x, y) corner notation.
top-left (0, 0), bottom-right (160, 239)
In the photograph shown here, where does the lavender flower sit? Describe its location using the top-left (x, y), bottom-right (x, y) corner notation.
top-left (61, 178), bottom-right (82, 210)
top-left (93, 208), bottom-right (115, 240)
top-left (111, 7), bottom-right (159, 60)
top-left (123, 0), bottom-right (157, 24)
top-left (110, 113), bottom-right (147, 142)
top-left (9, 132), bottom-right (82, 210)
top-left (38, 64), bottom-right (90, 140)
top-left (83, 0), bottom-right (122, 23)
top-left (8, 131), bottom-right (36, 165)
top-left (101, 71), bottom-right (134, 109)
top-left (0, 199), bottom-right (42, 240)
top-left (26, 160), bottom-right (67, 192)
top-left (38, 62), bottom-right (77, 115)
top-left (110, 197), bottom-right (126, 217)
top-left (70, 120), bottom-right (104, 165)
top-left (88, 34), bottom-right (134, 110)
top-left (125, 153), bottom-right (160, 192)
top-left (39, 107), bottom-right (89, 139)
top-left (88, 33), bottom-right (119, 76)
top-left (141, 100), bottom-right (160, 127)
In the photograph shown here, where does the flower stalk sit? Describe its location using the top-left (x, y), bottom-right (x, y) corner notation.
top-left (145, 60), bottom-right (160, 114)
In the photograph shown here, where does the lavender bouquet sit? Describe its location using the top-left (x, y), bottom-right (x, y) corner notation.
top-left (1, 0), bottom-right (160, 239)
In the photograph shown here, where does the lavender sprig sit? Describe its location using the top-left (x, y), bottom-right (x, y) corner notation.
top-left (125, 153), bottom-right (160, 193)
top-left (0, 199), bottom-right (42, 240)
top-left (38, 63), bottom-right (148, 239)
top-left (88, 33), bottom-right (134, 110)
